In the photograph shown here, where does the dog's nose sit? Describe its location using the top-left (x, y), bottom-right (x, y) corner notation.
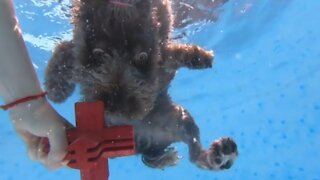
top-left (93, 48), bottom-right (104, 56)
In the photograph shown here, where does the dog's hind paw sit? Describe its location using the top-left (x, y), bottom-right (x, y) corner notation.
top-left (209, 137), bottom-right (238, 170)
top-left (142, 147), bottom-right (181, 169)
top-left (196, 137), bottom-right (238, 170)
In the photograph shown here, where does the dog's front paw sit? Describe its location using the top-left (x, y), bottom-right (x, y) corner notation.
top-left (208, 137), bottom-right (238, 170)
top-left (45, 79), bottom-right (75, 103)
top-left (189, 48), bottom-right (213, 69)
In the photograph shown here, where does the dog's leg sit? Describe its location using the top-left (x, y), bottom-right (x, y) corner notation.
top-left (163, 43), bottom-right (214, 70)
top-left (138, 93), bottom-right (237, 170)
top-left (45, 41), bottom-right (76, 103)
top-left (136, 94), bottom-right (182, 169)
top-left (174, 105), bottom-right (238, 170)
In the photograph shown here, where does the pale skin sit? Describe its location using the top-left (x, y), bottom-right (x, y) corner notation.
top-left (0, 0), bottom-right (69, 169)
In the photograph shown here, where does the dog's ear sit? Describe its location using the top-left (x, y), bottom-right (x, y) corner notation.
top-left (162, 43), bottom-right (214, 70)
top-left (45, 41), bottom-right (76, 103)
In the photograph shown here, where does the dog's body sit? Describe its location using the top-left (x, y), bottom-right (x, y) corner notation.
top-left (45, 0), bottom-right (237, 170)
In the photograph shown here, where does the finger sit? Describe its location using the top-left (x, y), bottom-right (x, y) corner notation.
top-left (36, 137), bottom-right (49, 163)
top-left (45, 126), bottom-right (68, 170)
top-left (16, 129), bottom-right (41, 161)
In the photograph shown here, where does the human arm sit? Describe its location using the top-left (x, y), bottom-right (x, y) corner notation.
top-left (0, 0), bottom-right (69, 169)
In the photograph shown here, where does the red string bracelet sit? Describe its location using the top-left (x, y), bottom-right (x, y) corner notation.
top-left (0, 92), bottom-right (47, 110)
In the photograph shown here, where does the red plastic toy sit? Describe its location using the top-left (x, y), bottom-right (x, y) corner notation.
top-left (46, 101), bottom-right (136, 180)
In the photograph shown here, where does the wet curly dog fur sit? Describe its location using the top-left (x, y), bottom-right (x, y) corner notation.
top-left (45, 0), bottom-right (238, 170)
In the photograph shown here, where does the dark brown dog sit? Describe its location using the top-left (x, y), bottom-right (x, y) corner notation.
top-left (45, 0), bottom-right (237, 170)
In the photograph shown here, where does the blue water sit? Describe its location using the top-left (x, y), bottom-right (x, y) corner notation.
top-left (1, 0), bottom-right (320, 179)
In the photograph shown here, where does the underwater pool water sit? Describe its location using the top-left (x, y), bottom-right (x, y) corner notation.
top-left (1, 0), bottom-right (320, 179)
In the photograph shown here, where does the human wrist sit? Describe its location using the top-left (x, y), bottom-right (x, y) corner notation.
top-left (7, 96), bottom-right (48, 117)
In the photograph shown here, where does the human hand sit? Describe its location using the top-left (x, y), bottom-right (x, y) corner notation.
top-left (8, 98), bottom-right (71, 169)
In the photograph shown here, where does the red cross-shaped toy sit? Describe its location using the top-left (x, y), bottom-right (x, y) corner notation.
top-left (64, 101), bottom-right (135, 180)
